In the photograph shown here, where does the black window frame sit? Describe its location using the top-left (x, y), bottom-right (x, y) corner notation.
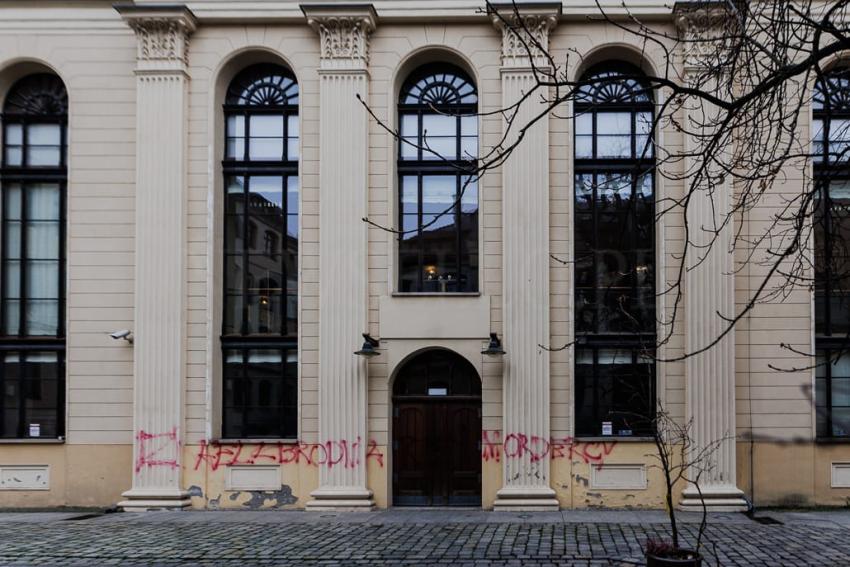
top-left (813, 67), bottom-right (850, 439)
top-left (397, 63), bottom-right (479, 293)
top-left (0, 73), bottom-right (68, 440)
top-left (573, 62), bottom-right (657, 438)
top-left (221, 64), bottom-right (299, 440)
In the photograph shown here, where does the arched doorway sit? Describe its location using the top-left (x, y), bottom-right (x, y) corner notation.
top-left (392, 349), bottom-right (481, 506)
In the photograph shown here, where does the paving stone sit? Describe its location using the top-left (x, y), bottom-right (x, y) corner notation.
top-left (0, 510), bottom-right (847, 565)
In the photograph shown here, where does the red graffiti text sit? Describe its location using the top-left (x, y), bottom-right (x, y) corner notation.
top-left (481, 430), bottom-right (616, 464)
top-left (193, 438), bottom-right (385, 472)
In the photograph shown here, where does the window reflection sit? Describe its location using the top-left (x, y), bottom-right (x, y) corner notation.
top-left (397, 64), bottom-right (479, 293)
top-left (816, 351), bottom-right (850, 438)
top-left (1, 73), bottom-right (67, 439)
top-left (222, 64), bottom-right (298, 439)
top-left (814, 68), bottom-right (850, 439)
top-left (573, 63), bottom-right (656, 437)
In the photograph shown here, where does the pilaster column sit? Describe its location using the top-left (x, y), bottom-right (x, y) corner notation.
top-left (303, 4), bottom-right (377, 511)
top-left (675, 3), bottom-right (747, 511)
top-left (491, 4), bottom-right (561, 512)
top-left (115, 4), bottom-right (196, 510)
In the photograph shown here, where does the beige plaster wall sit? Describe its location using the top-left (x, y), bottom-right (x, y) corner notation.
top-left (0, 445), bottom-right (131, 507)
top-left (0, 1), bottom-right (136, 508)
top-left (738, 443), bottom-right (850, 508)
top-left (0, 1), bottom-right (136, 446)
top-left (0, 1), bottom-right (845, 511)
top-left (184, 23), bottom-right (321, 445)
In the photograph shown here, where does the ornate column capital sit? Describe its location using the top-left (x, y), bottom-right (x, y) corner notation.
top-left (489, 2), bottom-right (560, 69)
top-left (116, 4), bottom-right (197, 74)
top-left (673, 1), bottom-right (735, 71)
top-left (302, 4), bottom-right (377, 72)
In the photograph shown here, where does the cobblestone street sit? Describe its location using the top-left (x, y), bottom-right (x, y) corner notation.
top-left (0, 509), bottom-right (848, 566)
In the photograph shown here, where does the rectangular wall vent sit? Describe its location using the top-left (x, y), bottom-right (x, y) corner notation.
top-left (0, 465), bottom-right (50, 490)
top-left (226, 465), bottom-right (281, 491)
top-left (590, 463), bottom-right (647, 490)
top-left (831, 462), bottom-right (850, 488)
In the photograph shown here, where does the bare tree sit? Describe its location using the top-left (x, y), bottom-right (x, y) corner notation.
top-left (647, 406), bottom-right (727, 562)
top-left (359, 0), bottom-right (850, 439)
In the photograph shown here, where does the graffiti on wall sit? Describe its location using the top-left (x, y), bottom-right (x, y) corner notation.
top-left (135, 427), bottom-right (181, 473)
top-left (192, 437), bottom-right (385, 472)
top-left (482, 430), bottom-right (616, 464)
top-left (135, 429), bottom-right (615, 475)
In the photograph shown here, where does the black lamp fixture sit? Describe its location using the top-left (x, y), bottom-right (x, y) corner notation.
top-left (354, 333), bottom-right (380, 357)
top-left (481, 332), bottom-right (506, 356)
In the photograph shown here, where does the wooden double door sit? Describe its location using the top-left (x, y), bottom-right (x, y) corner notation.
top-left (392, 349), bottom-right (482, 507)
top-left (393, 399), bottom-right (481, 506)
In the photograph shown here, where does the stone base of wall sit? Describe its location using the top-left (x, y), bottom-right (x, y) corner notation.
top-left (738, 442), bottom-right (850, 507)
top-left (4, 441), bottom-right (849, 510)
top-left (0, 444), bottom-right (131, 508)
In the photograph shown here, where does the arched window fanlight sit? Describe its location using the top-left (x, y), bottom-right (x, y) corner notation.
top-left (814, 67), bottom-right (850, 112)
top-left (813, 67), bottom-right (850, 164)
top-left (575, 64), bottom-right (653, 106)
top-left (226, 64), bottom-right (299, 107)
top-left (400, 66), bottom-right (478, 107)
top-left (2, 74), bottom-right (68, 116)
top-left (393, 349), bottom-right (481, 398)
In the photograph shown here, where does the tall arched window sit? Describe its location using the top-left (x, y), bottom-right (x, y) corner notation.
top-left (0, 73), bottom-right (67, 439)
top-left (397, 64), bottom-right (478, 293)
top-left (813, 67), bottom-right (850, 438)
top-left (573, 63), bottom-right (656, 437)
top-left (221, 64), bottom-right (298, 439)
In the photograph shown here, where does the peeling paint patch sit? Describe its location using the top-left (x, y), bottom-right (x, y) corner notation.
top-left (227, 485), bottom-right (297, 509)
top-left (187, 485), bottom-right (203, 497)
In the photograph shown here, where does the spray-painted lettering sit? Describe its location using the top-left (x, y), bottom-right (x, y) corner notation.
top-left (193, 438), bottom-right (385, 472)
top-left (482, 430), bottom-right (616, 464)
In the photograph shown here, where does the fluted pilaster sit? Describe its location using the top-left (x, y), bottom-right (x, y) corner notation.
top-left (676, 2), bottom-right (747, 512)
top-left (492, 4), bottom-right (560, 511)
top-left (303, 4), bottom-right (376, 511)
top-left (115, 4), bottom-right (197, 510)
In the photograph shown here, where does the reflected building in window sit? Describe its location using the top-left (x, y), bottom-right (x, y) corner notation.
top-left (814, 66), bottom-right (850, 439)
top-left (397, 64), bottom-right (479, 293)
top-left (221, 64), bottom-right (299, 439)
top-left (573, 63), bottom-right (656, 437)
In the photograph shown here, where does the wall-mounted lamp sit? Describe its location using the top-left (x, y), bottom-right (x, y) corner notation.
top-left (354, 333), bottom-right (380, 357)
top-left (109, 329), bottom-right (134, 345)
top-left (481, 332), bottom-right (505, 356)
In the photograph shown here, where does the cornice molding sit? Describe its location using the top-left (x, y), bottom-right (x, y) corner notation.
top-left (116, 3), bottom-right (198, 73)
top-left (302, 4), bottom-right (377, 72)
top-left (489, 3), bottom-right (561, 69)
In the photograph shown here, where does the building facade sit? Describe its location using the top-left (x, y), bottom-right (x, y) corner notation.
top-left (0, 0), bottom-right (847, 511)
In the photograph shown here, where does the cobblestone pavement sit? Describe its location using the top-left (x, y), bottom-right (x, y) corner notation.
top-left (0, 509), bottom-right (848, 566)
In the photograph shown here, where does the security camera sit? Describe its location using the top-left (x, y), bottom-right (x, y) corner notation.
top-left (109, 329), bottom-right (134, 343)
